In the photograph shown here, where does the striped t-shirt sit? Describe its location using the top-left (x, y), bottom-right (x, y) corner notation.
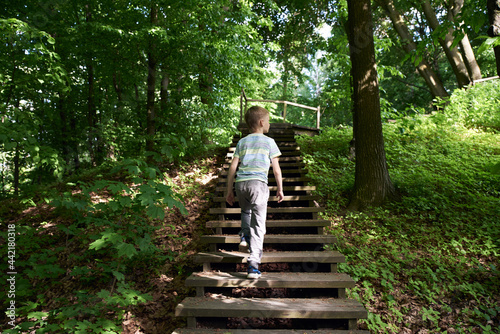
top-left (234, 133), bottom-right (281, 184)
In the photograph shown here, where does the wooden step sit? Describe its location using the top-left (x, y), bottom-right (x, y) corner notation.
top-left (222, 162), bottom-right (306, 169)
top-left (209, 207), bottom-right (324, 215)
top-left (224, 156), bottom-right (303, 163)
top-left (206, 219), bottom-right (330, 229)
top-left (218, 176), bottom-right (311, 185)
top-left (227, 151), bottom-right (300, 159)
top-left (193, 251), bottom-right (345, 265)
top-left (200, 234), bottom-right (336, 244)
top-left (175, 297), bottom-right (367, 320)
top-left (173, 329), bottom-right (370, 334)
top-left (232, 141), bottom-right (300, 148)
top-left (215, 185), bottom-right (316, 192)
top-left (220, 169), bottom-right (305, 177)
top-left (212, 195), bottom-right (320, 203)
top-left (228, 146), bottom-right (300, 152)
top-left (185, 272), bottom-right (355, 289)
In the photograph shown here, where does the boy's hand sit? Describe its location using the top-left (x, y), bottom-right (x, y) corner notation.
top-left (226, 192), bottom-right (235, 206)
top-left (276, 190), bottom-right (284, 203)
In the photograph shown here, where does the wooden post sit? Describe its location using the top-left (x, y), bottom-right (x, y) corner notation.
top-left (240, 93), bottom-right (243, 123)
top-left (283, 102), bottom-right (287, 123)
top-left (317, 106), bottom-right (321, 129)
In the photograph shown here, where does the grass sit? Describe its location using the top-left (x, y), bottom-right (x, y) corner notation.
top-left (297, 80), bottom-right (500, 333)
top-left (1, 81), bottom-right (498, 333)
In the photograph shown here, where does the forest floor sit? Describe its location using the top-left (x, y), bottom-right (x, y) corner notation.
top-left (3, 146), bottom-right (498, 333)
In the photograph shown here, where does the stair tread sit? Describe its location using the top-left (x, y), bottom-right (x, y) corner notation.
top-left (175, 297), bottom-right (367, 319)
top-left (220, 169), bottom-right (306, 176)
top-left (206, 219), bottom-right (330, 228)
top-left (200, 234), bottom-right (336, 244)
top-left (227, 152), bottom-right (301, 158)
top-left (212, 195), bottom-right (320, 203)
top-left (219, 176), bottom-right (311, 183)
top-left (229, 146), bottom-right (300, 152)
top-left (194, 250), bottom-right (345, 264)
top-left (173, 329), bottom-right (370, 334)
top-left (210, 207), bottom-right (324, 214)
top-left (186, 272), bottom-right (355, 289)
top-left (216, 185), bottom-right (316, 192)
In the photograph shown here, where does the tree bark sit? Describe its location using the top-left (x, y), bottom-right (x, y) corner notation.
top-left (378, 0), bottom-right (449, 98)
top-left (488, 0), bottom-right (500, 76)
top-left (448, 0), bottom-right (482, 81)
top-left (146, 4), bottom-right (158, 154)
top-left (347, 0), bottom-right (396, 211)
top-left (421, 0), bottom-right (471, 88)
top-left (85, 4), bottom-right (101, 166)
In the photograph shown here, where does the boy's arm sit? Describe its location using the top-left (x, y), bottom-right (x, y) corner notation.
top-left (271, 157), bottom-right (284, 203)
top-left (226, 156), bottom-right (239, 206)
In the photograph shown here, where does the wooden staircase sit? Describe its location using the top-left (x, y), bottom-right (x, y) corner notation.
top-left (173, 123), bottom-right (368, 333)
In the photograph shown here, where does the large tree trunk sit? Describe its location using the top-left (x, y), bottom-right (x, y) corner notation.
top-left (146, 4), bottom-right (158, 154)
top-left (379, 0), bottom-right (449, 98)
top-left (488, 0), bottom-right (500, 76)
top-left (421, 0), bottom-right (471, 88)
top-left (347, 0), bottom-right (396, 211)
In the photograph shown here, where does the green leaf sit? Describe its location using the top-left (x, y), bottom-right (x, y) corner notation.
top-left (27, 311), bottom-right (49, 320)
top-left (112, 270), bottom-right (125, 281)
top-left (146, 204), bottom-right (165, 220)
top-left (477, 36), bottom-right (500, 54)
top-left (116, 242), bottom-right (137, 259)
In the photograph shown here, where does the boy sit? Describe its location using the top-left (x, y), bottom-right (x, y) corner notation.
top-left (226, 106), bottom-right (284, 279)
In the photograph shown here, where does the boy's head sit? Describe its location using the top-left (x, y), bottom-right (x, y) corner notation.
top-left (245, 106), bottom-right (270, 133)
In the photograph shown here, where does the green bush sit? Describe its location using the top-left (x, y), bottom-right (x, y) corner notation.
top-left (299, 82), bottom-right (500, 333)
top-left (1, 158), bottom-right (185, 333)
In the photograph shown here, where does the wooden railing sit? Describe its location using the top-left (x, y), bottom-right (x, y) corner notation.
top-left (240, 89), bottom-right (321, 129)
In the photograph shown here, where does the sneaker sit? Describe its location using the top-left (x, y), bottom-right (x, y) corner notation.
top-left (247, 266), bottom-right (261, 279)
top-left (239, 235), bottom-right (249, 252)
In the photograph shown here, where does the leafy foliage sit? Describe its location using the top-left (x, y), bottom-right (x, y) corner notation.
top-left (298, 81), bottom-right (500, 333)
top-left (0, 158), bottom-right (188, 333)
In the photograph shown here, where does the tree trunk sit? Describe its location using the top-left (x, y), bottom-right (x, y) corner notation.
top-left (447, 0), bottom-right (482, 81)
top-left (146, 4), bottom-right (158, 154)
top-left (160, 75), bottom-right (169, 113)
top-left (421, 0), bottom-right (471, 88)
top-left (488, 0), bottom-right (500, 76)
top-left (85, 4), bottom-right (101, 166)
top-left (13, 143), bottom-right (20, 197)
top-left (379, 0), bottom-right (449, 98)
top-left (347, 0), bottom-right (396, 211)
top-left (58, 94), bottom-right (70, 165)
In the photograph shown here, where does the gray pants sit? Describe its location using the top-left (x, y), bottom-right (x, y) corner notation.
top-left (235, 180), bottom-right (269, 269)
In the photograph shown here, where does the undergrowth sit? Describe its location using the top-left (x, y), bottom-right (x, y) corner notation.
top-left (298, 80), bottom-right (500, 333)
top-left (0, 155), bottom-right (220, 333)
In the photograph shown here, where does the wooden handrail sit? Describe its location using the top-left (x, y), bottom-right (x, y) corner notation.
top-left (240, 89), bottom-right (321, 129)
top-left (471, 76), bottom-right (499, 85)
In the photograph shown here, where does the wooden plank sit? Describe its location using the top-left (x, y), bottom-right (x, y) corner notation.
top-left (185, 272), bottom-right (355, 289)
top-left (209, 207), bottom-right (324, 214)
top-left (219, 169), bottom-right (305, 177)
top-left (215, 185), bottom-right (316, 192)
top-left (193, 250), bottom-right (345, 264)
top-left (218, 177), bottom-right (311, 184)
top-left (200, 234), bottom-right (337, 244)
top-left (222, 162), bottom-right (306, 169)
top-left (228, 146), bottom-right (300, 152)
top-left (244, 98), bottom-right (319, 111)
top-left (206, 219), bottom-right (330, 228)
top-left (175, 297), bottom-right (367, 319)
top-left (212, 195), bottom-right (320, 203)
top-left (227, 151), bottom-right (300, 158)
top-left (173, 329), bottom-right (370, 334)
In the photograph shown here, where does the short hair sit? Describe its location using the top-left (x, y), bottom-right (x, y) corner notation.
top-left (245, 106), bottom-right (269, 130)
